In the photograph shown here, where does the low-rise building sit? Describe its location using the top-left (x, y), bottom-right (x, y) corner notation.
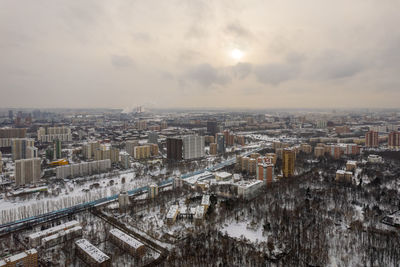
top-left (346, 160), bottom-right (357, 171)
top-left (368, 154), bottom-right (383, 163)
top-left (215, 172), bottom-right (232, 181)
top-left (75, 239), bottom-right (111, 266)
top-left (237, 180), bottom-right (263, 199)
top-left (109, 229), bottom-right (146, 258)
top-left (335, 170), bottom-right (353, 182)
top-left (201, 194), bottom-right (210, 213)
top-left (42, 226), bottom-right (82, 249)
top-left (166, 205), bottom-right (180, 225)
top-left (56, 160), bottom-right (111, 179)
top-left (194, 205), bottom-right (205, 225)
top-left (0, 249), bottom-right (37, 267)
top-left (28, 220), bottom-right (80, 247)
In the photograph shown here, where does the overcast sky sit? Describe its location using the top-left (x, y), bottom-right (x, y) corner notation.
top-left (1, 0), bottom-right (400, 110)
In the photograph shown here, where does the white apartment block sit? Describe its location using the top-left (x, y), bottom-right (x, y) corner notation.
top-left (183, 135), bottom-right (205, 160)
top-left (37, 126), bottom-right (72, 142)
top-left (56, 159), bottom-right (111, 179)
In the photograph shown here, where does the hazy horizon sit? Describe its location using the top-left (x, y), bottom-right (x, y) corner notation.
top-left (1, 0), bottom-right (400, 109)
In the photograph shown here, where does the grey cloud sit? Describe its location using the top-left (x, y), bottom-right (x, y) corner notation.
top-left (184, 25), bottom-right (207, 40)
top-left (313, 51), bottom-right (365, 79)
top-left (232, 63), bottom-right (252, 79)
top-left (254, 63), bottom-right (300, 85)
top-left (132, 32), bottom-right (153, 42)
top-left (225, 21), bottom-right (253, 39)
top-left (111, 55), bottom-right (134, 68)
top-left (184, 63), bottom-right (231, 87)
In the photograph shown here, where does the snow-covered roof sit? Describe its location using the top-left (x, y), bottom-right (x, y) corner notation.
top-left (194, 205), bottom-right (205, 219)
top-left (109, 228), bottom-right (144, 250)
top-left (42, 226), bottom-right (82, 243)
top-left (75, 239), bottom-right (110, 263)
top-left (2, 249), bottom-right (37, 263)
top-left (166, 205), bottom-right (179, 219)
top-left (215, 172), bottom-right (232, 178)
top-left (237, 180), bottom-right (263, 189)
top-left (201, 195), bottom-right (210, 206)
top-left (28, 220), bottom-right (80, 240)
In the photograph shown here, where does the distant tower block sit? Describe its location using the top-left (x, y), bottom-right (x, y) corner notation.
top-left (118, 191), bottom-right (130, 212)
top-left (149, 184), bottom-right (158, 199)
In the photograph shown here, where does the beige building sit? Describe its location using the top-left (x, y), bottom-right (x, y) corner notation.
top-left (346, 161), bottom-right (357, 171)
top-left (94, 145), bottom-right (119, 163)
top-left (248, 158), bottom-right (257, 175)
top-left (11, 138), bottom-right (35, 160)
top-left (314, 146), bottom-right (325, 157)
top-left (209, 143), bottom-right (217, 155)
top-left (37, 126), bottom-right (72, 142)
top-left (15, 158), bottom-right (41, 186)
top-left (336, 170), bottom-right (353, 182)
top-left (300, 143), bottom-right (312, 154)
top-left (82, 141), bottom-right (100, 159)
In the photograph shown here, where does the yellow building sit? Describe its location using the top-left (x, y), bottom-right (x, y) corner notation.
top-left (282, 148), bottom-right (295, 178)
top-left (150, 144), bottom-right (159, 156)
top-left (133, 146), bottom-right (151, 159)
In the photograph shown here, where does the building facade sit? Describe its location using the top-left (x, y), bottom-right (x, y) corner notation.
top-left (167, 138), bottom-right (182, 160)
top-left (183, 135), bottom-right (205, 160)
top-left (365, 130), bottom-right (379, 148)
top-left (282, 148), bottom-right (295, 178)
top-left (15, 158), bottom-right (41, 186)
top-left (388, 131), bottom-right (400, 148)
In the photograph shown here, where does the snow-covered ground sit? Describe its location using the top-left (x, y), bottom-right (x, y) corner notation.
top-left (0, 170), bottom-right (152, 224)
top-left (221, 220), bottom-right (265, 243)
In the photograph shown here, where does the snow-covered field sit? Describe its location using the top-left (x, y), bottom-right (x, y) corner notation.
top-left (221, 220), bottom-right (265, 243)
top-left (0, 170), bottom-right (151, 224)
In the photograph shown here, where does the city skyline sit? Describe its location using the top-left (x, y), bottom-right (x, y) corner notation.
top-left (1, 0), bottom-right (400, 109)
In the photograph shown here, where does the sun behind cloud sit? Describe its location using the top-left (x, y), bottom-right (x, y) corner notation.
top-left (230, 48), bottom-right (244, 61)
